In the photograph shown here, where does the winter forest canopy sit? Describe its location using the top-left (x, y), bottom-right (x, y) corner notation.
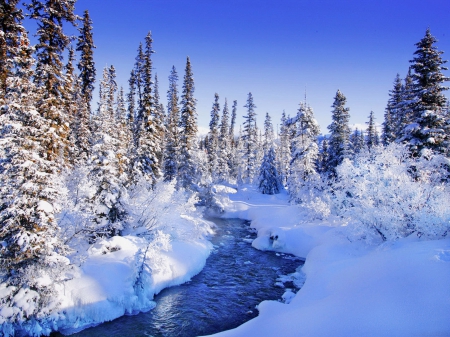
top-left (1, 0), bottom-right (450, 335)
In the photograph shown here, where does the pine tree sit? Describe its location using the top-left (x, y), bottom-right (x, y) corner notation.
top-left (76, 9), bottom-right (96, 114)
top-left (0, 28), bottom-right (69, 320)
top-left (263, 112), bottom-right (275, 153)
top-left (288, 103), bottom-right (320, 201)
top-left (217, 98), bottom-right (231, 182)
top-left (178, 56), bottom-right (198, 189)
top-left (397, 69), bottom-right (415, 139)
top-left (153, 73), bottom-right (166, 165)
top-left (0, 0), bottom-right (24, 104)
top-left (327, 90), bottom-right (351, 173)
top-left (163, 66), bottom-right (180, 182)
top-left (27, 0), bottom-right (77, 164)
top-left (88, 65), bottom-right (126, 238)
top-left (382, 74), bottom-right (402, 145)
top-left (207, 93), bottom-right (220, 174)
top-left (127, 69), bottom-right (137, 143)
top-left (366, 111), bottom-right (377, 149)
top-left (276, 111), bottom-right (290, 186)
top-left (229, 99), bottom-right (237, 146)
top-left (350, 128), bottom-right (365, 155)
top-left (134, 32), bottom-right (161, 184)
top-left (241, 92), bottom-right (258, 183)
top-left (406, 28), bottom-right (450, 155)
top-left (258, 147), bottom-right (280, 195)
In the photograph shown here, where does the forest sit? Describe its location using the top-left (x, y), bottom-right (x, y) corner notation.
top-left (1, 0), bottom-right (450, 336)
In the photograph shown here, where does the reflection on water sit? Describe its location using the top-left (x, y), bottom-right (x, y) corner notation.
top-left (60, 218), bottom-right (303, 337)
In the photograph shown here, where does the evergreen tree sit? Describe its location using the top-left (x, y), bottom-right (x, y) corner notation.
top-left (382, 74), bottom-right (402, 145)
top-left (217, 98), bottom-right (231, 182)
top-left (366, 111), bottom-right (377, 149)
top-left (288, 103), bottom-right (320, 201)
top-left (350, 128), bottom-right (365, 155)
top-left (276, 111), bottom-right (290, 186)
top-left (397, 69), bottom-right (415, 139)
top-left (127, 69), bottom-right (137, 143)
top-left (0, 0), bottom-right (24, 104)
top-left (229, 99), bottom-right (237, 146)
top-left (27, 0), bottom-right (77, 164)
top-left (241, 92), bottom-right (258, 183)
top-left (178, 56), bottom-right (198, 189)
top-left (207, 93), bottom-right (220, 174)
top-left (263, 112), bottom-right (274, 153)
top-left (163, 66), bottom-right (180, 182)
top-left (88, 65), bottom-right (126, 238)
top-left (153, 73), bottom-right (166, 165)
top-left (76, 9), bottom-right (96, 114)
top-left (0, 28), bottom-right (69, 320)
top-left (406, 28), bottom-right (450, 155)
top-left (62, 47), bottom-right (77, 164)
top-left (327, 90), bottom-right (351, 173)
top-left (134, 32), bottom-right (161, 184)
top-left (258, 147), bottom-right (280, 195)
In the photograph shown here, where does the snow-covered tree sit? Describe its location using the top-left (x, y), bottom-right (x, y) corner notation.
top-left (263, 112), bottom-right (274, 153)
top-left (76, 9), bottom-right (96, 114)
top-left (258, 147), bottom-right (280, 195)
top-left (229, 99), bottom-right (237, 146)
top-left (276, 111), bottom-right (290, 186)
top-left (178, 56), bottom-right (198, 189)
top-left (217, 98), bottom-right (231, 182)
top-left (241, 92), bottom-right (258, 184)
top-left (163, 66), bottom-right (180, 182)
top-left (0, 28), bottom-right (69, 326)
top-left (207, 93), bottom-right (220, 174)
top-left (350, 128), bottom-right (365, 155)
top-left (382, 74), bottom-right (402, 145)
top-left (134, 32), bottom-right (161, 184)
top-left (366, 111), bottom-right (377, 150)
top-left (288, 103), bottom-right (320, 201)
top-left (327, 90), bottom-right (351, 173)
top-left (88, 66), bottom-right (126, 240)
top-left (405, 29), bottom-right (449, 155)
top-left (27, 0), bottom-right (77, 165)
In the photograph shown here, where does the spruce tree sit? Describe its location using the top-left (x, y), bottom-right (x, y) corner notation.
top-left (27, 0), bottom-right (77, 164)
top-left (366, 111), bottom-right (377, 149)
top-left (229, 99), bottom-right (237, 146)
top-left (407, 28), bottom-right (449, 155)
top-left (382, 74), bottom-right (402, 145)
top-left (263, 112), bottom-right (274, 153)
top-left (217, 98), bottom-right (231, 182)
top-left (0, 28), bottom-right (69, 321)
top-left (207, 93), bottom-right (220, 174)
top-left (0, 0), bottom-right (23, 104)
top-left (163, 66), bottom-right (180, 182)
top-left (76, 9), bottom-right (96, 114)
top-left (178, 56), bottom-right (198, 189)
top-left (258, 147), bottom-right (280, 195)
top-left (276, 111), bottom-right (290, 186)
top-left (327, 90), bottom-right (351, 173)
top-left (241, 92), bottom-right (258, 183)
top-left (288, 103), bottom-right (320, 201)
top-left (134, 32), bottom-right (161, 184)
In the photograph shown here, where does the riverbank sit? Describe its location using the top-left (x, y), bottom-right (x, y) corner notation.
top-left (211, 184), bottom-right (450, 337)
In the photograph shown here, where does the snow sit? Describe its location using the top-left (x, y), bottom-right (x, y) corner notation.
top-left (52, 235), bottom-right (212, 335)
top-left (206, 184), bottom-right (450, 337)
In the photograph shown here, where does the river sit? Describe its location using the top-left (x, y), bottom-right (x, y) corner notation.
top-left (61, 218), bottom-right (303, 337)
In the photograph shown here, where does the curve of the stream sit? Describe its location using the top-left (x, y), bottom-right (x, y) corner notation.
top-left (63, 217), bottom-right (303, 337)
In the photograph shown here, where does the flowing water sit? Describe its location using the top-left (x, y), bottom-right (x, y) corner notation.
top-left (62, 218), bottom-right (303, 337)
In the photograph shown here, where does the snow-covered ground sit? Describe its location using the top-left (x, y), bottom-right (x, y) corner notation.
top-left (209, 185), bottom-right (450, 337)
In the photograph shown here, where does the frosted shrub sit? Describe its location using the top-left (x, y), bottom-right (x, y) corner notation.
top-left (332, 144), bottom-right (450, 241)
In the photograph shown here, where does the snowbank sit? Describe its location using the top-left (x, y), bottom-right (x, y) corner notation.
top-left (209, 185), bottom-right (450, 337)
top-left (57, 235), bottom-right (212, 334)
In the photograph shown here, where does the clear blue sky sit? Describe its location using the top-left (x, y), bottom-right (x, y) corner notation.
top-left (47, 0), bottom-right (450, 133)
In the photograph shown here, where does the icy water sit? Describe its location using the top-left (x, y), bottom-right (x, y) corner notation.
top-left (61, 218), bottom-right (303, 337)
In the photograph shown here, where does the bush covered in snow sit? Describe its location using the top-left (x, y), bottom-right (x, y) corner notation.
top-left (331, 144), bottom-right (450, 241)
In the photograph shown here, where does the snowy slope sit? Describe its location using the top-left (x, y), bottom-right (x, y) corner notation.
top-left (208, 185), bottom-right (450, 337)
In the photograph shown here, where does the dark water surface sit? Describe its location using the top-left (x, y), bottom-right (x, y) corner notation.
top-left (61, 218), bottom-right (303, 337)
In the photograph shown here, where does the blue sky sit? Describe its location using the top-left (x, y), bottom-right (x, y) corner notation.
top-left (54, 0), bottom-right (450, 133)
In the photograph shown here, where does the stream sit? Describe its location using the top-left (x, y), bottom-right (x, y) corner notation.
top-left (63, 218), bottom-right (304, 337)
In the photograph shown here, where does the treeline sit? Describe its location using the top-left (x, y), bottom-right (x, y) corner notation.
top-left (0, 0), bottom-right (449, 332)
